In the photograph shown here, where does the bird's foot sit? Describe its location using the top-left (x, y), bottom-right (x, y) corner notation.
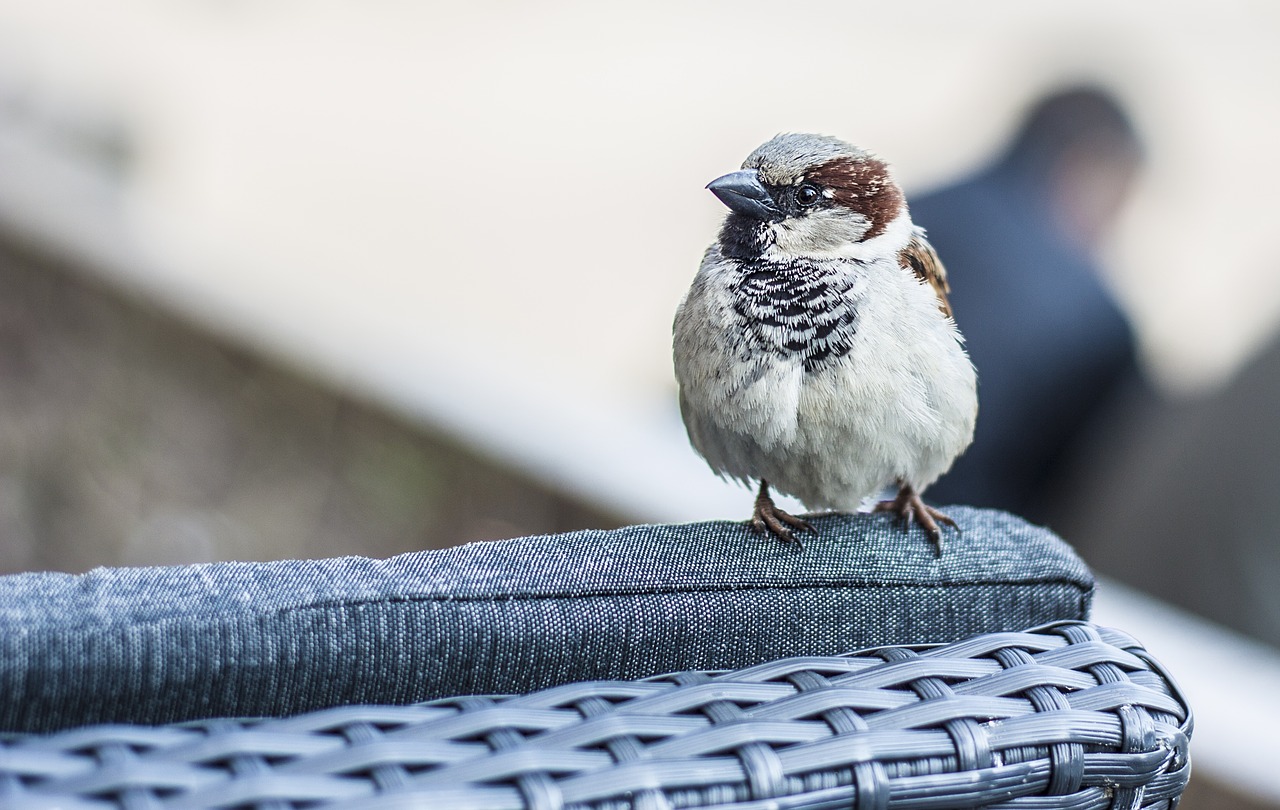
top-left (874, 484), bottom-right (956, 556)
top-left (752, 481), bottom-right (815, 549)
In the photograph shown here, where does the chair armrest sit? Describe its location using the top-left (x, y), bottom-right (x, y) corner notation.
top-left (0, 623), bottom-right (1190, 809)
top-left (0, 508), bottom-right (1093, 732)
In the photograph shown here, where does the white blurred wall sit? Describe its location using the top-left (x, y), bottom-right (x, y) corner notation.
top-left (1, 0), bottom-right (1278, 410)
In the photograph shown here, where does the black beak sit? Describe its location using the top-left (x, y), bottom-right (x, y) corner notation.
top-left (707, 169), bottom-right (779, 220)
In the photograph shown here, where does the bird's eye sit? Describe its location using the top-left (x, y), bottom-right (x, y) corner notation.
top-left (795, 183), bottom-right (821, 207)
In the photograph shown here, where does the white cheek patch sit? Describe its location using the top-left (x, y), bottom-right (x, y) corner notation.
top-left (769, 209), bottom-right (870, 255)
top-left (761, 210), bottom-right (914, 263)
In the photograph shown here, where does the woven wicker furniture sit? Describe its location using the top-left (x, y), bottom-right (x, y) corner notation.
top-left (0, 511), bottom-right (1191, 806)
top-left (0, 622), bottom-right (1189, 808)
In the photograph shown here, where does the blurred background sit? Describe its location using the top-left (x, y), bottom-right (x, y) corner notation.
top-left (0, 1), bottom-right (1277, 806)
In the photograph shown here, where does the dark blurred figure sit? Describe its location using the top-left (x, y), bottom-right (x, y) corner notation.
top-left (917, 86), bottom-right (1146, 521)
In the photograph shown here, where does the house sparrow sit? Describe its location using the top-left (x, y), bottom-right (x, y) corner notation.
top-left (673, 133), bottom-right (977, 551)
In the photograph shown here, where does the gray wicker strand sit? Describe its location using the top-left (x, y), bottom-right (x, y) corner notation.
top-left (0, 622), bottom-right (1192, 809)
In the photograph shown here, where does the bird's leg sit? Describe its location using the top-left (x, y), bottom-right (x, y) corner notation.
top-left (751, 480), bottom-right (815, 548)
top-left (874, 481), bottom-right (956, 556)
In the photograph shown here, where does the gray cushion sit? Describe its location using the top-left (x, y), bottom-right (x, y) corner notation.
top-left (0, 507), bottom-right (1092, 732)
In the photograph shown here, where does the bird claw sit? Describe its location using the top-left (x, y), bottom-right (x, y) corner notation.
top-left (751, 507), bottom-right (814, 548)
top-left (874, 484), bottom-right (957, 556)
top-left (752, 481), bottom-right (815, 549)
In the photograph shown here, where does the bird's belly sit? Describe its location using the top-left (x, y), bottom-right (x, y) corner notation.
top-left (795, 366), bottom-right (969, 506)
top-left (695, 334), bottom-right (976, 511)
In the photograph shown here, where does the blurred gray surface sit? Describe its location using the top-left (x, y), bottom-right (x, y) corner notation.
top-left (1052, 339), bottom-right (1280, 650)
top-left (0, 239), bottom-right (620, 573)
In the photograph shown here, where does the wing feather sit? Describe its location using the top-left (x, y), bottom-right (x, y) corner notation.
top-left (898, 227), bottom-right (952, 319)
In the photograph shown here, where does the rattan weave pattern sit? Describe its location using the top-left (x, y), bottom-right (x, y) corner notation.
top-left (0, 622), bottom-right (1190, 809)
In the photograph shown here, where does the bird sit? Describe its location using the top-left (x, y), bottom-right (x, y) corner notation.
top-left (672, 133), bottom-right (977, 552)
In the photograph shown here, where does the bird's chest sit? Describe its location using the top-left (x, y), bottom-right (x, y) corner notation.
top-left (730, 262), bottom-right (861, 373)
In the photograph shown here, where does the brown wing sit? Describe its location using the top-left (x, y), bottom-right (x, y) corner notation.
top-left (897, 227), bottom-right (953, 319)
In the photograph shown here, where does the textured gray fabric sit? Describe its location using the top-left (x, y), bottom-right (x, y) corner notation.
top-left (0, 508), bottom-right (1092, 732)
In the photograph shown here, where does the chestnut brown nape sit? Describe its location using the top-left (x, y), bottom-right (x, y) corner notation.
top-left (807, 156), bottom-right (904, 240)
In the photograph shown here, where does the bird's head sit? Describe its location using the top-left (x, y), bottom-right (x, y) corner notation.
top-left (709, 133), bottom-right (907, 261)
